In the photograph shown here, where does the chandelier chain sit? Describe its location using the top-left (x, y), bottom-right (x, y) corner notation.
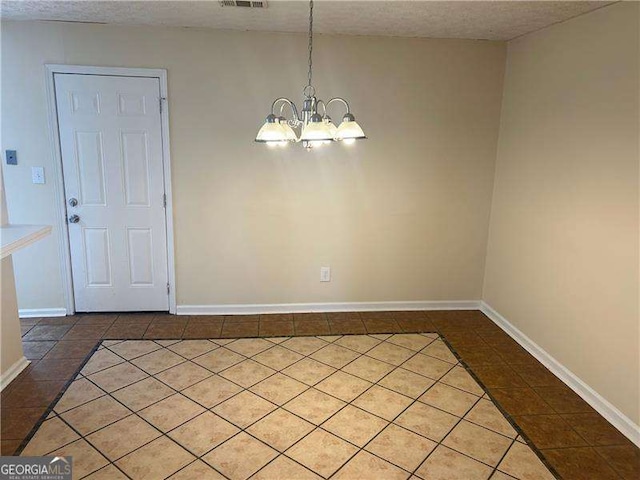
top-left (307, 0), bottom-right (314, 89)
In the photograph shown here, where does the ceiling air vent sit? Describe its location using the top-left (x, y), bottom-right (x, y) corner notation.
top-left (219, 0), bottom-right (268, 7)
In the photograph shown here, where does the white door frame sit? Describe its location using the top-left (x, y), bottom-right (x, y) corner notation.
top-left (44, 64), bottom-right (177, 314)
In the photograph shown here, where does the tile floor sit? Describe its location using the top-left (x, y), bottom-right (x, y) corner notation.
top-left (2, 310), bottom-right (638, 480)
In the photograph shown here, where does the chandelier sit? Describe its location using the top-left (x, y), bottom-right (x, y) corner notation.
top-left (255, 0), bottom-right (366, 149)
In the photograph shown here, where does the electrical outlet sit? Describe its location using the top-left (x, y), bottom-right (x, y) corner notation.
top-left (5, 150), bottom-right (17, 165)
top-left (320, 266), bottom-right (331, 282)
top-left (31, 166), bottom-right (45, 184)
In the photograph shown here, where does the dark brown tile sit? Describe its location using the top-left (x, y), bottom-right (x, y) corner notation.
top-left (150, 313), bottom-right (179, 323)
top-left (431, 318), bottom-right (474, 334)
top-left (183, 321), bottom-right (223, 339)
top-left (292, 313), bottom-right (325, 322)
top-left (220, 321), bottom-right (259, 338)
top-left (74, 314), bottom-right (117, 326)
top-left (144, 321), bottom-right (187, 339)
top-left (490, 387), bottom-right (555, 415)
top-left (2, 379), bottom-right (67, 408)
top-left (113, 313), bottom-right (156, 325)
top-left (103, 323), bottom-right (148, 339)
top-left (294, 320), bottom-right (331, 336)
top-left (328, 319), bottom-right (366, 335)
top-left (472, 365), bottom-right (528, 389)
top-left (387, 311), bottom-right (429, 321)
top-left (513, 414), bottom-right (588, 449)
top-left (563, 413), bottom-right (633, 447)
top-left (534, 385), bottom-right (596, 414)
top-left (453, 344), bottom-right (505, 366)
top-left (22, 325), bottom-right (72, 341)
top-left (494, 343), bottom-right (539, 366)
top-left (1, 439), bottom-right (21, 455)
top-left (595, 445), bottom-right (640, 480)
top-left (326, 312), bottom-right (361, 322)
top-left (21, 325), bottom-right (34, 336)
top-left (511, 363), bottom-right (565, 388)
top-left (37, 317), bottom-right (78, 326)
top-left (360, 311), bottom-right (396, 321)
top-left (543, 447), bottom-right (621, 480)
top-left (363, 319), bottom-right (401, 334)
top-left (1, 407), bottom-right (47, 439)
top-left (224, 315), bottom-right (260, 323)
top-left (43, 340), bottom-right (97, 359)
top-left (22, 341), bottom-right (57, 360)
top-left (186, 315), bottom-right (225, 324)
top-left (443, 332), bottom-right (488, 347)
top-left (259, 321), bottom-right (294, 337)
top-left (25, 358), bottom-right (83, 381)
top-left (20, 318), bottom-right (40, 326)
top-left (397, 318), bottom-right (437, 333)
top-left (475, 330), bottom-right (521, 348)
top-left (62, 324), bottom-right (110, 340)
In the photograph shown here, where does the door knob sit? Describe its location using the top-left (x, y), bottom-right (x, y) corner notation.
top-left (68, 197), bottom-right (78, 207)
top-left (68, 214), bottom-right (80, 224)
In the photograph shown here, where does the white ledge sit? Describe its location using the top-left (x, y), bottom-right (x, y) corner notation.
top-left (0, 224), bottom-right (52, 259)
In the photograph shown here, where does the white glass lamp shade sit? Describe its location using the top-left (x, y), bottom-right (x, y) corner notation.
top-left (255, 115), bottom-right (287, 143)
top-left (336, 113), bottom-right (366, 142)
top-left (280, 121), bottom-right (298, 142)
top-left (301, 114), bottom-right (335, 142)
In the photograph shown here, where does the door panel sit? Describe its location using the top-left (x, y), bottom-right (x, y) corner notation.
top-left (55, 73), bottom-right (169, 312)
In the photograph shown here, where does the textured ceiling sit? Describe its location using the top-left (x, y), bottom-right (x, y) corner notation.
top-left (0, 0), bottom-right (614, 41)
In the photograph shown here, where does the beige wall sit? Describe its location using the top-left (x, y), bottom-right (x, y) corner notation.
top-left (1, 21), bottom-right (506, 309)
top-left (483, 2), bottom-right (639, 424)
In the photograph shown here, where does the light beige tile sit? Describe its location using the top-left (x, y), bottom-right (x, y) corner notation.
top-left (442, 420), bottom-right (512, 466)
top-left (419, 382), bottom-right (479, 416)
top-left (280, 337), bottom-right (328, 355)
top-left (250, 373), bottom-right (308, 405)
top-left (21, 417), bottom-right (80, 456)
top-left (88, 362), bottom-right (148, 392)
top-left (317, 335), bottom-right (342, 342)
top-left (155, 361), bottom-right (213, 391)
top-left (282, 358), bottom-right (336, 386)
top-left (112, 377), bottom-right (174, 411)
top-left (212, 338), bottom-right (237, 345)
top-left (465, 399), bottom-right (517, 438)
top-left (365, 424), bottom-right (436, 472)
top-left (139, 393), bottom-right (206, 432)
top-left (168, 460), bottom-right (226, 480)
top-left (497, 441), bottom-right (555, 480)
top-left (168, 340), bottom-right (218, 359)
top-left (219, 359), bottom-right (276, 388)
top-left (323, 405), bottom-right (388, 447)
top-left (284, 388), bottom-right (346, 425)
top-left (366, 342), bottom-right (415, 366)
top-left (117, 436), bottom-right (195, 480)
top-left (285, 429), bottom-right (358, 478)
top-left (61, 396), bottom-right (131, 435)
top-left (247, 408), bottom-right (315, 452)
top-left (81, 349), bottom-right (125, 375)
top-left (131, 348), bottom-right (185, 375)
top-left (342, 356), bottom-right (395, 383)
top-left (421, 340), bottom-right (458, 364)
top-left (253, 345), bottom-right (303, 371)
top-left (193, 347), bottom-right (245, 373)
top-left (213, 390), bottom-right (276, 428)
top-left (415, 445), bottom-right (493, 480)
top-left (335, 335), bottom-right (382, 353)
top-left (169, 411), bottom-right (240, 456)
top-left (226, 338), bottom-right (273, 357)
top-left (333, 450), bottom-right (408, 480)
top-left (86, 414), bottom-right (161, 461)
top-left (490, 472), bottom-right (517, 480)
top-left (264, 337), bottom-right (289, 344)
top-left (50, 439), bottom-right (109, 479)
top-left (439, 366), bottom-right (484, 396)
top-left (352, 385), bottom-right (412, 421)
top-left (155, 339), bottom-right (181, 346)
top-left (54, 378), bottom-right (105, 413)
top-left (370, 334), bottom-right (392, 340)
top-left (84, 465), bottom-right (129, 480)
top-left (181, 375), bottom-right (243, 408)
top-left (203, 432), bottom-right (277, 480)
top-left (387, 334), bottom-right (435, 351)
top-left (395, 402), bottom-right (458, 441)
top-left (516, 435), bottom-right (526, 444)
top-left (251, 455), bottom-right (321, 480)
top-left (315, 371), bottom-right (372, 402)
top-left (310, 344), bottom-right (360, 369)
top-left (401, 353), bottom-right (454, 380)
top-left (109, 340), bottom-right (162, 360)
top-left (378, 368), bottom-right (435, 399)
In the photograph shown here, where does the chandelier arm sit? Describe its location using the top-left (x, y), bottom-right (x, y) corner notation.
top-left (326, 97), bottom-right (351, 115)
top-left (270, 97), bottom-right (301, 123)
top-left (316, 99), bottom-right (327, 117)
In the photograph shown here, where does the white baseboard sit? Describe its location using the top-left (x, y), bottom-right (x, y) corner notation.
top-left (177, 300), bottom-right (481, 316)
top-left (19, 308), bottom-right (67, 318)
top-left (480, 301), bottom-right (640, 447)
top-left (0, 356), bottom-right (30, 391)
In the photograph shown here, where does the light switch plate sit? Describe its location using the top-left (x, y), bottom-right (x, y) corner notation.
top-left (320, 266), bottom-right (331, 282)
top-left (31, 166), bottom-right (45, 184)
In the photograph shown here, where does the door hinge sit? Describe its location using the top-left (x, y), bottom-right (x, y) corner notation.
top-left (167, 282), bottom-right (170, 295)
top-left (162, 194), bottom-right (167, 208)
top-left (159, 97), bottom-right (166, 114)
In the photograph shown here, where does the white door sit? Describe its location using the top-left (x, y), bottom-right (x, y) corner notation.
top-left (55, 74), bottom-right (169, 312)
